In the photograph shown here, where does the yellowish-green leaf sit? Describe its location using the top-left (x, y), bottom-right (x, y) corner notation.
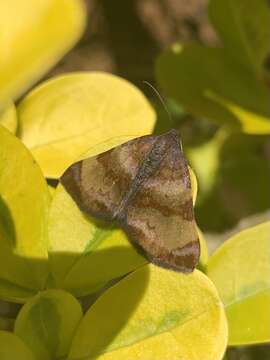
top-left (228, 103), bottom-right (270, 135)
top-left (0, 103), bottom-right (17, 134)
top-left (207, 221), bottom-right (270, 345)
top-left (0, 125), bottom-right (50, 298)
top-left (197, 227), bottom-right (208, 271)
top-left (187, 128), bottom-right (229, 203)
top-left (69, 264), bottom-right (227, 360)
top-left (0, 0), bottom-right (86, 108)
top-left (209, 0), bottom-right (270, 71)
top-left (0, 330), bottom-right (35, 360)
top-left (206, 92), bottom-right (270, 135)
top-left (15, 289), bottom-right (82, 360)
top-left (0, 278), bottom-right (36, 304)
top-left (18, 72), bottom-right (156, 178)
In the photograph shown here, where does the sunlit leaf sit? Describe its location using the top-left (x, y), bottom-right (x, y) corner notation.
top-left (0, 0), bottom-right (86, 108)
top-left (209, 0), bottom-right (270, 71)
top-left (0, 103), bottom-right (17, 134)
top-left (189, 166), bottom-right (197, 205)
top-left (15, 289), bottom-right (82, 360)
top-left (48, 184), bottom-right (56, 197)
top-left (207, 222), bottom-right (270, 345)
top-left (0, 330), bottom-right (35, 360)
top-left (18, 72), bottom-right (156, 178)
top-left (69, 264), bottom-right (227, 360)
top-left (0, 125), bottom-right (50, 300)
top-left (197, 227), bottom-right (208, 271)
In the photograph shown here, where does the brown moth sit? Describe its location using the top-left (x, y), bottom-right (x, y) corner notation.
top-left (60, 129), bottom-right (200, 273)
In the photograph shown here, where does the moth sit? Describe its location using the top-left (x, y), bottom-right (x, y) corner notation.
top-left (60, 129), bottom-right (200, 273)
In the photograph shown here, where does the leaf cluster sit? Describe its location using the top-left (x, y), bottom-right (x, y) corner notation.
top-left (0, 0), bottom-right (269, 359)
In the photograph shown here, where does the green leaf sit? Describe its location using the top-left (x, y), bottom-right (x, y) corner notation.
top-left (0, 125), bottom-right (50, 300)
top-left (156, 44), bottom-right (270, 134)
top-left (207, 222), bottom-right (270, 345)
top-left (187, 128), bottom-right (229, 203)
top-left (15, 289), bottom-right (82, 360)
top-left (209, 0), bottom-right (270, 71)
top-left (0, 0), bottom-right (86, 108)
top-left (194, 133), bottom-right (270, 231)
top-left (69, 264), bottom-right (227, 360)
top-left (0, 330), bottom-right (35, 360)
top-left (207, 92), bottom-right (270, 135)
top-left (0, 103), bottom-right (17, 134)
top-left (18, 72), bottom-right (156, 178)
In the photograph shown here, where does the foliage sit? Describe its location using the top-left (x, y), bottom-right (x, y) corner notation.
top-left (0, 103), bottom-right (17, 134)
top-left (155, 0), bottom-right (270, 231)
top-left (207, 222), bottom-right (270, 346)
top-left (0, 0), bottom-right (269, 359)
top-left (0, 0), bottom-right (86, 109)
top-left (0, 126), bottom-right (49, 301)
top-left (69, 265), bottom-right (227, 360)
top-left (14, 290), bottom-right (82, 360)
top-left (156, 0), bottom-right (270, 134)
top-left (0, 71), bottom-right (269, 356)
top-left (17, 73), bottom-right (156, 178)
top-left (0, 330), bottom-right (35, 360)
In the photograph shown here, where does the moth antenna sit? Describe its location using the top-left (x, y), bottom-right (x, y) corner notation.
top-left (142, 81), bottom-right (172, 125)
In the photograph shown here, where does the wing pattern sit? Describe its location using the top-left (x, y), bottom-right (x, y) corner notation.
top-left (61, 130), bottom-right (200, 272)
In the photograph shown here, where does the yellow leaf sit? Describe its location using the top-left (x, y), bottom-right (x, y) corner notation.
top-left (0, 331), bottom-right (35, 360)
top-left (0, 278), bottom-right (36, 304)
top-left (206, 91), bottom-right (270, 134)
top-left (197, 227), bottom-right (208, 271)
top-left (15, 289), bottom-right (83, 360)
top-left (207, 221), bottom-right (270, 345)
top-left (0, 126), bottom-right (50, 298)
top-left (48, 184), bottom-right (56, 197)
top-left (18, 72), bottom-right (156, 178)
top-left (0, 103), bottom-right (17, 134)
top-left (69, 264), bottom-right (227, 360)
top-left (0, 0), bottom-right (86, 107)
